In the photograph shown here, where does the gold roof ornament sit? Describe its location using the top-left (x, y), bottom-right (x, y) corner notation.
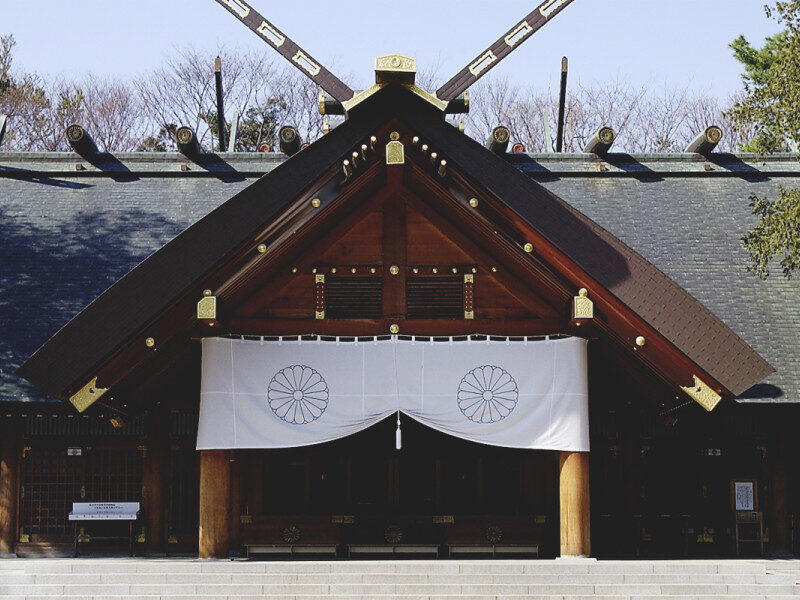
top-left (386, 140), bottom-right (405, 165)
top-left (572, 288), bottom-right (594, 319)
top-left (197, 293), bottom-right (217, 320)
top-left (375, 54), bottom-right (417, 85)
top-left (69, 376), bottom-right (108, 413)
top-left (681, 375), bottom-right (722, 412)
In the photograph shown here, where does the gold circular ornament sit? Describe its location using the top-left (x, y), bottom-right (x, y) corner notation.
top-left (292, 267), bottom-right (298, 273)
top-left (145, 337), bottom-right (155, 348)
top-left (203, 289), bottom-right (213, 297)
top-left (635, 336), bottom-right (646, 347)
top-left (351, 268), bottom-right (357, 274)
top-left (432, 267), bottom-right (438, 274)
top-left (469, 198), bottom-right (479, 208)
top-left (578, 288), bottom-right (588, 297)
top-left (389, 324), bottom-right (400, 334)
top-left (390, 56), bottom-right (402, 68)
top-left (523, 243), bottom-right (533, 253)
top-left (257, 243), bottom-right (267, 254)
top-left (389, 265), bottom-right (400, 275)
top-left (331, 267), bottom-right (337, 274)
top-left (370, 267), bottom-right (376, 274)
top-left (390, 131), bottom-right (400, 141)
top-left (311, 198), bottom-right (321, 208)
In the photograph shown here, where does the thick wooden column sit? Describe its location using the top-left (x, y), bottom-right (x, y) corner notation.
top-left (142, 409), bottom-right (168, 554)
top-left (199, 449), bottom-right (231, 559)
top-left (228, 453), bottom-right (242, 552)
top-left (0, 418), bottom-right (19, 556)
top-left (559, 450), bottom-right (591, 557)
top-left (771, 456), bottom-right (790, 555)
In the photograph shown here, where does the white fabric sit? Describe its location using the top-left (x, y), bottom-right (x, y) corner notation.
top-left (197, 336), bottom-right (589, 452)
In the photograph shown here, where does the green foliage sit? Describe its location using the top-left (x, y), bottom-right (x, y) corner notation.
top-left (742, 187), bottom-right (800, 278)
top-left (729, 2), bottom-right (800, 277)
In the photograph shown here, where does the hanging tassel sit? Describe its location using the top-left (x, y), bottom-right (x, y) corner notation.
top-left (395, 411), bottom-right (402, 450)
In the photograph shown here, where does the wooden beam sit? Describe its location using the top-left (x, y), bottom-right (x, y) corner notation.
top-left (226, 317), bottom-right (566, 336)
top-left (382, 183), bottom-right (407, 320)
top-left (199, 450), bottom-right (231, 559)
top-left (229, 452), bottom-right (243, 553)
top-left (0, 417), bottom-right (19, 556)
top-left (559, 450), bottom-right (590, 557)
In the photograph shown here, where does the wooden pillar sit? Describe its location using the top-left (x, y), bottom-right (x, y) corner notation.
top-left (771, 456), bottom-right (790, 555)
top-left (229, 453), bottom-right (242, 552)
top-left (246, 452), bottom-right (263, 515)
top-left (199, 449), bottom-right (231, 559)
top-left (142, 409), bottom-right (168, 554)
top-left (0, 418), bottom-right (19, 556)
top-left (559, 450), bottom-right (591, 557)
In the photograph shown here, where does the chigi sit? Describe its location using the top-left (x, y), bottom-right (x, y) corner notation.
top-left (0, 0), bottom-right (796, 564)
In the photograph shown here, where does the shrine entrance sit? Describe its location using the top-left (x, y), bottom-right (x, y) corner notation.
top-left (238, 416), bottom-right (559, 557)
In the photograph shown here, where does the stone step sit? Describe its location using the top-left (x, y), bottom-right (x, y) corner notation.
top-left (2, 595), bottom-right (800, 600)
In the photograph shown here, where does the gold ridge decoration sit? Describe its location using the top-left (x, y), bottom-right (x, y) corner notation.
top-left (69, 376), bottom-right (108, 413)
top-left (375, 54), bottom-right (417, 85)
top-left (256, 21), bottom-right (285, 47)
top-left (386, 141), bottom-right (405, 165)
top-left (681, 375), bottom-right (722, 412)
top-left (469, 51), bottom-right (498, 77)
top-left (197, 293), bottom-right (217, 320)
top-left (505, 21), bottom-right (533, 47)
top-left (340, 84), bottom-right (383, 113)
top-left (572, 288), bottom-right (594, 319)
top-left (292, 50), bottom-right (321, 76)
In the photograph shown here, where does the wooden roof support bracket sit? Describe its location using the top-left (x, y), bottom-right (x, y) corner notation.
top-left (69, 376), bottom-right (108, 413)
top-left (681, 375), bottom-right (722, 412)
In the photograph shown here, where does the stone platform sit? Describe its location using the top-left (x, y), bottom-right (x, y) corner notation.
top-left (0, 558), bottom-right (799, 599)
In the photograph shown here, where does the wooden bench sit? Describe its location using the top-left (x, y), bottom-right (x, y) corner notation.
top-left (68, 502), bottom-right (139, 557)
top-left (443, 515), bottom-right (544, 558)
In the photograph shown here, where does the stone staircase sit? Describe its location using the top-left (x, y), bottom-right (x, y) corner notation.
top-left (0, 558), bottom-right (799, 599)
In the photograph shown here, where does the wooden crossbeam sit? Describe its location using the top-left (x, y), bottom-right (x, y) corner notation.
top-left (212, 0), bottom-right (355, 103)
top-left (436, 0), bottom-right (577, 102)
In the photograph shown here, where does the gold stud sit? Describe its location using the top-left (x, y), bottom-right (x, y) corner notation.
top-left (292, 267), bottom-right (298, 273)
top-left (469, 198), bottom-right (479, 208)
top-left (432, 267), bottom-right (438, 274)
top-left (351, 267), bottom-right (357, 274)
top-left (389, 323), bottom-right (400, 334)
top-left (523, 243), bottom-right (533, 253)
top-left (257, 243), bottom-right (267, 253)
top-left (331, 267), bottom-right (337, 274)
top-left (311, 198), bottom-right (321, 208)
top-left (312, 267), bottom-right (317, 274)
top-left (145, 337), bottom-right (155, 348)
top-left (472, 267), bottom-right (477, 273)
top-left (412, 136), bottom-right (420, 146)
top-left (370, 267), bottom-right (376, 274)
top-left (390, 131), bottom-right (400, 141)
top-left (578, 288), bottom-right (588, 297)
top-left (636, 336), bottom-right (646, 347)
top-left (491, 267), bottom-right (497, 273)
top-left (452, 267), bottom-right (458, 274)
top-left (413, 267), bottom-right (419, 274)
top-left (390, 265), bottom-right (400, 275)
top-left (202, 289), bottom-right (213, 297)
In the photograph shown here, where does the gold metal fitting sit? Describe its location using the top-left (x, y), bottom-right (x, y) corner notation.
top-left (312, 267), bottom-right (317, 274)
top-left (452, 267), bottom-right (458, 274)
top-left (370, 267), bottom-right (376, 274)
top-left (351, 267), bottom-right (357, 274)
top-left (390, 131), bottom-right (400, 141)
top-left (257, 243), bottom-right (267, 253)
top-left (432, 267), bottom-right (438, 274)
top-left (389, 323), bottom-right (400, 334)
top-left (523, 243), bottom-right (533, 253)
top-left (311, 198), bottom-right (321, 208)
top-left (491, 266), bottom-right (497, 273)
top-left (412, 136), bottom-right (420, 146)
top-left (412, 267), bottom-right (419, 274)
top-left (331, 267), bottom-right (337, 274)
top-left (635, 336), bottom-right (646, 347)
top-left (145, 337), bottom-right (155, 348)
top-left (203, 289), bottom-right (213, 297)
top-left (389, 265), bottom-right (400, 275)
top-left (292, 267), bottom-right (298, 273)
top-left (469, 198), bottom-right (479, 208)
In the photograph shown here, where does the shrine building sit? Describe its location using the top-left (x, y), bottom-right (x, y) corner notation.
top-left (1, 60), bottom-right (799, 559)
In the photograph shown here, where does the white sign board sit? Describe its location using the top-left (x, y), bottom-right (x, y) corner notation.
top-left (69, 502), bottom-right (140, 520)
top-left (734, 482), bottom-right (755, 511)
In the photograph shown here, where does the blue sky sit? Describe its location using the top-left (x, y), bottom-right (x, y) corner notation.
top-left (3, 0), bottom-right (782, 97)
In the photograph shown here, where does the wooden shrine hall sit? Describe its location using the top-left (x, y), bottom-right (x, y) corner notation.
top-left (2, 1), bottom-right (800, 559)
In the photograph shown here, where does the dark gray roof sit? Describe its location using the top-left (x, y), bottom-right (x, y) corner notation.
top-left (1, 150), bottom-right (797, 403)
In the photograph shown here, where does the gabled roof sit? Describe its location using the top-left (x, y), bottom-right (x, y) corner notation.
top-left (8, 86), bottom-right (775, 405)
